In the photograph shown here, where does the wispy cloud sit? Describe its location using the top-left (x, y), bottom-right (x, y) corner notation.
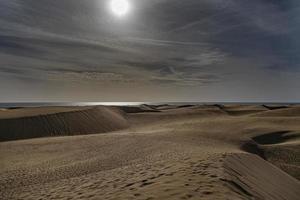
top-left (0, 0), bottom-right (299, 101)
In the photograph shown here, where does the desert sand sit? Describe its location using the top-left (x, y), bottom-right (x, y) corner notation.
top-left (0, 104), bottom-right (299, 200)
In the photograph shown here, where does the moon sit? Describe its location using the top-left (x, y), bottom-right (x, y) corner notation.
top-left (110, 0), bottom-right (130, 17)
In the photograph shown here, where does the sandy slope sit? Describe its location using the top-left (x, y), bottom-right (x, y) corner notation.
top-left (0, 106), bottom-right (128, 141)
top-left (0, 105), bottom-right (299, 200)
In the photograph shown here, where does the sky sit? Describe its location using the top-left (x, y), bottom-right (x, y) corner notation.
top-left (0, 0), bottom-right (300, 102)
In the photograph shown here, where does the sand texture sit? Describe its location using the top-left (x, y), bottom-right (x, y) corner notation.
top-left (0, 104), bottom-right (299, 200)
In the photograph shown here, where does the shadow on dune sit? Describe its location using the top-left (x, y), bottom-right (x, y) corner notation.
top-left (240, 130), bottom-right (300, 180)
top-left (0, 106), bottom-right (128, 142)
top-left (252, 131), bottom-right (300, 145)
top-left (241, 130), bottom-right (299, 160)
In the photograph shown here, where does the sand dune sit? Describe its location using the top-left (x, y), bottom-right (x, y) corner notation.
top-left (252, 105), bottom-right (300, 117)
top-left (224, 153), bottom-right (300, 200)
top-left (117, 104), bottom-right (160, 113)
top-left (0, 104), bottom-right (299, 199)
top-left (0, 106), bottom-right (128, 141)
top-left (216, 104), bottom-right (268, 116)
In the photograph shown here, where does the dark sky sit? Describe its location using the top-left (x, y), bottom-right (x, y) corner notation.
top-left (0, 0), bottom-right (300, 102)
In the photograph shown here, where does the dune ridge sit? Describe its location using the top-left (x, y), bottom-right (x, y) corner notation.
top-left (0, 106), bottom-right (128, 141)
top-left (251, 106), bottom-right (300, 117)
top-left (224, 153), bottom-right (300, 200)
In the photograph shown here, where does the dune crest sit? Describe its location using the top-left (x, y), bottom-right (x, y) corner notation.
top-left (251, 106), bottom-right (300, 117)
top-left (0, 106), bottom-right (128, 141)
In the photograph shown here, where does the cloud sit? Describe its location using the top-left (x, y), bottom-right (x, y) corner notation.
top-left (0, 0), bottom-right (299, 101)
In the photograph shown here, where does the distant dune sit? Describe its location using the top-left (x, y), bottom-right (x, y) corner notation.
top-left (218, 104), bottom-right (268, 116)
top-left (117, 104), bottom-right (160, 113)
top-left (0, 106), bottom-right (128, 141)
top-left (0, 104), bottom-right (299, 200)
top-left (251, 105), bottom-right (300, 117)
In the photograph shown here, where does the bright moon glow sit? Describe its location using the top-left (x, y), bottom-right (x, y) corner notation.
top-left (110, 0), bottom-right (130, 17)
